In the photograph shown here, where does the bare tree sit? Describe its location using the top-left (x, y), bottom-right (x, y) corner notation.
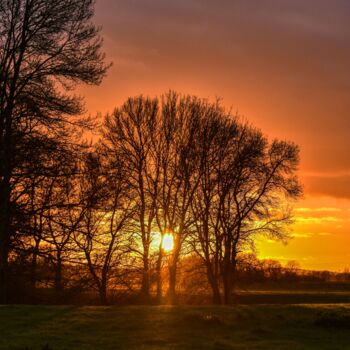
top-left (191, 115), bottom-right (302, 304)
top-left (74, 151), bottom-right (134, 304)
top-left (155, 93), bottom-right (224, 303)
top-left (220, 136), bottom-right (301, 303)
top-left (44, 175), bottom-right (81, 292)
top-left (12, 137), bottom-right (81, 291)
top-left (190, 108), bottom-right (235, 304)
top-left (101, 92), bottom-right (301, 305)
top-left (0, 0), bottom-right (108, 302)
top-left (103, 93), bottom-right (216, 303)
top-left (103, 97), bottom-right (160, 301)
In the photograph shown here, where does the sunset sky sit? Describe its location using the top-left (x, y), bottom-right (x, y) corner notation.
top-left (80, 0), bottom-right (350, 271)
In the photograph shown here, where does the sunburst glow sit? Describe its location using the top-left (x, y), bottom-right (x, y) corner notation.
top-left (162, 233), bottom-right (174, 252)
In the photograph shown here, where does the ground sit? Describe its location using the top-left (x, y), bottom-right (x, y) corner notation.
top-left (1, 304), bottom-right (350, 349)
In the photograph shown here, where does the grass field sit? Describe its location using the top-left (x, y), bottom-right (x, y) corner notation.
top-left (1, 304), bottom-right (350, 350)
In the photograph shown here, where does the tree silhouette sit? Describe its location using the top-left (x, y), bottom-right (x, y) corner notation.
top-left (101, 92), bottom-right (301, 304)
top-left (0, 0), bottom-right (109, 303)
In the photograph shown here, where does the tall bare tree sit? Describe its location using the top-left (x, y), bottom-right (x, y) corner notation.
top-left (102, 92), bottom-right (301, 305)
top-left (191, 117), bottom-right (302, 304)
top-left (72, 151), bottom-right (134, 305)
top-left (103, 97), bottom-right (160, 301)
top-left (155, 93), bottom-right (222, 303)
top-left (0, 0), bottom-right (108, 302)
top-left (190, 109), bottom-right (236, 304)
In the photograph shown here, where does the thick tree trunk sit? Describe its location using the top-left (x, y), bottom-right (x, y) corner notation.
top-left (0, 234), bottom-right (9, 304)
top-left (206, 267), bottom-right (221, 305)
top-left (99, 279), bottom-right (108, 305)
top-left (222, 258), bottom-right (237, 305)
top-left (222, 257), bottom-right (233, 304)
top-left (167, 264), bottom-right (177, 304)
top-left (212, 284), bottom-right (222, 305)
top-left (0, 177), bottom-right (11, 304)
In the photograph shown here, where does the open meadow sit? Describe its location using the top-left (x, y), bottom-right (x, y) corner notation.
top-left (1, 304), bottom-right (350, 350)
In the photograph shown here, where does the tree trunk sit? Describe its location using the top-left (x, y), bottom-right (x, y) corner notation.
top-left (212, 284), bottom-right (222, 305)
top-left (0, 177), bottom-right (10, 304)
top-left (140, 254), bottom-right (150, 302)
top-left (223, 271), bottom-right (232, 305)
top-left (30, 239), bottom-right (40, 287)
top-left (222, 257), bottom-right (233, 304)
top-left (0, 234), bottom-right (9, 304)
top-left (156, 237), bottom-right (164, 303)
top-left (222, 237), bottom-right (233, 304)
top-left (54, 253), bottom-right (63, 292)
top-left (222, 259), bottom-right (237, 304)
top-left (167, 233), bottom-right (182, 304)
top-left (206, 266), bottom-right (221, 304)
top-left (99, 279), bottom-right (108, 305)
top-left (167, 263), bottom-right (177, 304)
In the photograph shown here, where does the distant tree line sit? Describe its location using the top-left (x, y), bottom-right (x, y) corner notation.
top-left (177, 254), bottom-right (350, 299)
top-left (233, 255), bottom-right (350, 285)
top-left (0, 0), bottom-right (302, 305)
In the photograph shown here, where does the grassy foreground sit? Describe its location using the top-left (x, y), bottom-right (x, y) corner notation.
top-left (1, 304), bottom-right (350, 350)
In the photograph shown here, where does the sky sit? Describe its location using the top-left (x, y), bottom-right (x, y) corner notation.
top-left (79, 0), bottom-right (350, 271)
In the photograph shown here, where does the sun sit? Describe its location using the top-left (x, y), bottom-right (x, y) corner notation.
top-left (162, 233), bottom-right (174, 252)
